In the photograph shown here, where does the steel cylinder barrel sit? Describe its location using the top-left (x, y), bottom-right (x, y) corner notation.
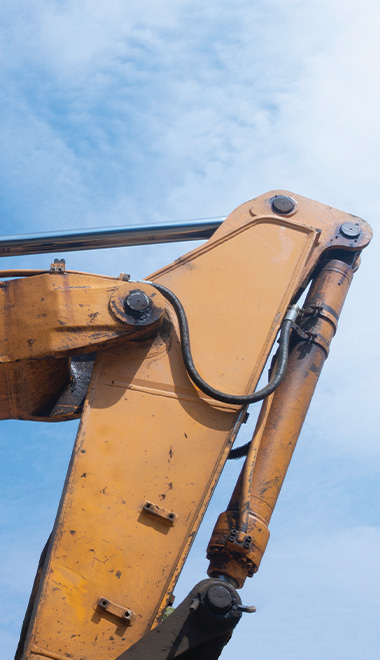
top-left (207, 258), bottom-right (355, 587)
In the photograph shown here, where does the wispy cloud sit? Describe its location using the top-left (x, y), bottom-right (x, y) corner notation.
top-left (6, 0), bottom-right (380, 230)
top-left (0, 2), bottom-right (378, 659)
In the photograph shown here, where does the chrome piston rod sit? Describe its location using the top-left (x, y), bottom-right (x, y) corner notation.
top-left (0, 218), bottom-right (225, 257)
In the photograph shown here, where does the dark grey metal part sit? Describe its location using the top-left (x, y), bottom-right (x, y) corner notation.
top-left (209, 573), bottom-right (239, 589)
top-left (271, 195), bottom-right (296, 214)
top-left (124, 290), bottom-right (151, 314)
top-left (205, 585), bottom-right (233, 615)
top-left (116, 579), bottom-right (242, 660)
top-left (238, 604), bottom-right (257, 613)
top-left (339, 222), bottom-right (361, 239)
top-left (34, 353), bottom-right (96, 420)
top-left (0, 219), bottom-right (225, 257)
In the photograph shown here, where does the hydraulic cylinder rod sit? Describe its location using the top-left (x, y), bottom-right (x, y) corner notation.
top-left (0, 219), bottom-right (224, 257)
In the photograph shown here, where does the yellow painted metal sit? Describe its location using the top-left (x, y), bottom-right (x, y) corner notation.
top-left (0, 274), bottom-right (164, 420)
top-left (0, 273), bottom-right (163, 362)
top-left (207, 259), bottom-right (357, 587)
top-left (15, 192), bottom-right (371, 659)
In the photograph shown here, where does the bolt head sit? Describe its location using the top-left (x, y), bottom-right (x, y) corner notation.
top-left (339, 222), bottom-right (361, 239)
top-left (271, 195), bottom-right (296, 214)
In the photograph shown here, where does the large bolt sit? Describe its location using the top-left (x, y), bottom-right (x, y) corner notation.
top-left (124, 290), bottom-right (151, 316)
top-left (205, 585), bottom-right (233, 615)
top-left (339, 222), bottom-right (361, 239)
top-left (271, 195), bottom-right (296, 214)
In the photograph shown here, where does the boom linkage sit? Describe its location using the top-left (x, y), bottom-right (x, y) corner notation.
top-left (5, 191), bottom-right (371, 660)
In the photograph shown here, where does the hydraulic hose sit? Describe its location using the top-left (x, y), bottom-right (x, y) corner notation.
top-left (145, 280), bottom-right (297, 406)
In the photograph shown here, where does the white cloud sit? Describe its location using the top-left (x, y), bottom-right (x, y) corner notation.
top-left (0, 1), bottom-right (378, 659)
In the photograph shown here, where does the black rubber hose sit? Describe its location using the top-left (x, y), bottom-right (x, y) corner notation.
top-left (228, 441), bottom-right (251, 459)
top-left (150, 281), bottom-right (293, 406)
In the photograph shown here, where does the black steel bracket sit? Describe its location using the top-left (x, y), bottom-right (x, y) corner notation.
top-left (115, 578), bottom-right (242, 660)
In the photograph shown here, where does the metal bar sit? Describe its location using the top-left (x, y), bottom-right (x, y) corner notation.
top-left (0, 219), bottom-right (225, 257)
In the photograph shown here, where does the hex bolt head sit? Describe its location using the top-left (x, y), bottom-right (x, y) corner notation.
top-left (124, 290), bottom-right (151, 315)
top-left (271, 195), bottom-right (296, 214)
top-left (205, 585), bottom-right (233, 615)
top-left (339, 222), bottom-right (361, 239)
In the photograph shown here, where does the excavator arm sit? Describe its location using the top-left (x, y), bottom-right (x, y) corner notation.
top-left (1, 191), bottom-right (371, 660)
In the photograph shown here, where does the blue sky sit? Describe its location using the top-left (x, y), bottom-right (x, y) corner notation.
top-left (0, 1), bottom-right (379, 658)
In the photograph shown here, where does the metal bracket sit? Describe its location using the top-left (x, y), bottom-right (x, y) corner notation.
top-left (292, 323), bottom-right (330, 356)
top-left (302, 302), bottom-right (338, 332)
top-left (292, 302), bottom-right (338, 356)
top-left (50, 258), bottom-right (66, 272)
top-left (117, 579), bottom-right (242, 660)
top-left (97, 597), bottom-right (135, 625)
top-left (142, 501), bottom-right (178, 526)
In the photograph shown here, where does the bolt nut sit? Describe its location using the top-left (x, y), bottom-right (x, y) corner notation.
top-left (271, 195), bottom-right (296, 214)
top-left (339, 222), bottom-right (361, 239)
